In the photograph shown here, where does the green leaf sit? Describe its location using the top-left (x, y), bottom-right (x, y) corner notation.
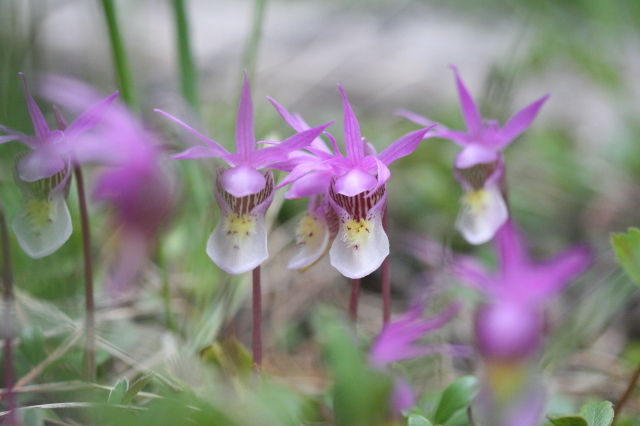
top-left (120, 373), bottom-right (154, 405)
top-left (18, 326), bottom-right (46, 366)
top-left (314, 308), bottom-right (393, 426)
top-left (611, 228), bottom-right (640, 286)
top-left (547, 414), bottom-right (589, 426)
top-left (433, 376), bottom-right (479, 425)
top-left (578, 401), bottom-right (614, 426)
top-left (108, 379), bottom-right (129, 404)
top-left (407, 413), bottom-right (433, 426)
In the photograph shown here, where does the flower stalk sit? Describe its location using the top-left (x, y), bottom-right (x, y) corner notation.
top-left (382, 205), bottom-right (390, 324)
top-left (349, 278), bottom-right (360, 323)
top-left (74, 165), bottom-right (96, 382)
top-left (252, 266), bottom-right (262, 368)
top-left (171, 0), bottom-right (199, 114)
top-left (613, 361), bottom-right (640, 423)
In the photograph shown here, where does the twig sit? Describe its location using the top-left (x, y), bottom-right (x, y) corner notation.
top-left (349, 278), bottom-right (360, 323)
top-left (252, 266), bottom-right (262, 369)
top-left (613, 361), bottom-right (640, 423)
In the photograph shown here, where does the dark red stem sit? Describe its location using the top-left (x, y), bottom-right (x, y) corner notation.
top-left (74, 165), bottom-right (96, 382)
top-left (349, 278), bottom-right (361, 323)
top-left (614, 361), bottom-right (640, 423)
top-left (252, 266), bottom-right (262, 369)
top-left (381, 205), bottom-right (390, 324)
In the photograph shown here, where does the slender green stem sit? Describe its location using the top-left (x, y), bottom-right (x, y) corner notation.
top-left (241, 0), bottom-right (269, 83)
top-left (613, 361), bottom-right (640, 423)
top-left (381, 205), bottom-right (390, 324)
top-left (0, 201), bottom-right (17, 425)
top-left (171, 0), bottom-right (199, 114)
top-left (252, 266), bottom-right (262, 369)
top-left (349, 278), bottom-right (360, 324)
top-left (101, 0), bottom-right (137, 109)
top-left (74, 166), bottom-right (96, 382)
top-left (157, 242), bottom-right (175, 332)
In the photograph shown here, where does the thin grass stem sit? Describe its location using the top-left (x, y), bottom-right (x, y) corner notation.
top-left (241, 0), bottom-right (268, 83)
top-left (171, 0), bottom-right (199, 115)
top-left (101, 0), bottom-right (137, 109)
top-left (74, 166), bottom-right (96, 382)
top-left (0, 201), bottom-right (17, 425)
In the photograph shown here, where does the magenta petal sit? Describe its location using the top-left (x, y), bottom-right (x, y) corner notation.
top-left (377, 126), bottom-right (434, 166)
top-left (455, 144), bottom-right (499, 169)
top-left (494, 220), bottom-right (530, 277)
top-left (497, 94), bottom-right (549, 148)
top-left (529, 245), bottom-right (591, 301)
top-left (334, 167), bottom-right (376, 196)
top-left (275, 160), bottom-right (334, 190)
top-left (18, 146), bottom-right (66, 181)
top-left (395, 109), bottom-right (434, 127)
top-left (249, 146), bottom-right (288, 169)
top-left (450, 65), bottom-right (482, 138)
top-left (434, 129), bottom-right (472, 146)
top-left (155, 109), bottom-right (229, 156)
top-left (219, 162), bottom-right (266, 198)
top-left (285, 170), bottom-right (334, 199)
top-left (338, 85), bottom-right (363, 163)
top-left (235, 72), bottom-right (255, 159)
top-left (171, 145), bottom-right (225, 160)
top-left (19, 73), bottom-right (51, 142)
top-left (65, 91), bottom-right (118, 142)
top-left (277, 122), bottom-right (334, 154)
top-left (267, 96), bottom-right (307, 132)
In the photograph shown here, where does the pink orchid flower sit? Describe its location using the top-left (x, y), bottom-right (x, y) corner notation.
top-left (155, 73), bottom-right (332, 274)
top-left (399, 66), bottom-right (548, 245)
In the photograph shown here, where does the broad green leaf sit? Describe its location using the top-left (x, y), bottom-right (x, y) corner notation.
top-left (578, 401), bottom-right (614, 426)
top-left (433, 376), bottom-right (479, 425)
top-left (547, 414), bottom-right (589, 426)
top-left (408, 413), bottom-right (433, 426)
top-left (314, 308), bottom-right (393, 426)
top-left (120, 373), bottom-right (154, 404)
top-left (611, 228), bottom-right (640, 286)
top-left (108, 379), bottom-right (129, 404)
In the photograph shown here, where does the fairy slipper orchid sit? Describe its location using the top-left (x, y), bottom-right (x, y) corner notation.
top-left (398, 65), bottom-right (548, 244)
top-left (0, 73), bottom-right (117, 257)
top-left (156, 73), bottom-right (332, 274)
top-left (274, 85), bottom-right (435, 278)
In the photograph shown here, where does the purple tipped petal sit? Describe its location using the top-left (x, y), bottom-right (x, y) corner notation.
top-left (267, 96), bottom-right (308, 132)
top-left (497, 94), bottom-right (549, 148)
top-left (391, 378), bottom-right (414, 415)
top-left (529, 245), bottom-right (591, 301)
top-left (248, 146), bottom-right (288, 169)
top-left (334, 167), bottom-right (377, 196)
top-left (219, 162), bottom-right (267, 198)
top-left (19, 73), bottom-right (50, 142)
top-left (395, 109), bottom-right (434, 127)
top-left (434, 129), bottom-right (472, 146)
top-left (276, 122), bottom-right (334, 154)
top-left (18, 143), bottom-right (67, 181)
top-left (275, 160), bottom-right (334, 190)
top-left (65, 91), bottom-right (118, 142)
top-left (494, 220), bottom-right (530, 277)
top-left (53, 106), bottom-right (68, 130)
top-left (450, 65), bottom-right (482, 138)
top-left (171, 145), bottom-right (226, 160)
top-left (455, 144), bottom-right (499, 169)
top-left (155, 109), bottom-right (229, 156)
top-left (338, 85), bottom-right (363, 163)
top-left (377, 126), bottom-right (435, 166)
top-left (235, 72), bottom-right (255, 159)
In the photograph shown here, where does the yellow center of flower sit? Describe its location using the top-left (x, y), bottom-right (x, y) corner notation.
top-left (462, 189), bottom-right (489, 217)
top-left (295, 214), bottom-right (321, 246)
top-left (223, 213), bottom-right (256, 248)
top-left (24, 198), bottom-right (55, 230)
top-left (342, 218), bottom-right (373, 250)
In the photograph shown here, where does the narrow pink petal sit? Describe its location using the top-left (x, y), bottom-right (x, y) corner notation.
top-left (171, 145), bottom-right (226, 160)
top-left (17, 145), bottom-right (67, 182)
top-left (266, 96), bottom-right (307, 132)
top-left (235, 72), bottom-right (255, 159)
top-left (280, 122), bottom-right (333, 152)
top-left (338, 85), bottom-right (363, 163)
top-left (497, 94), bottom-right (549, 148)
top-left (377, 126), bottom-right (435, 166)
top-left (434, 129), bottom-right (472, 146)
top-left (396, 109), bottom-right (434, 127)
top-left (19, 73), bottom-right (50, 142)
top-left (285, 170), bottom-right (334, 199)
top-left (53, 106), bottom-right (68, 130)
top-left (155, 109), bottom-right (229, 156)
top-left (528, 245), bottom-right (590, 301)
top-left (454, 144), bottom-right (499, 169)
top-left (361, 156), bottom-right (390, 197)
top-left (65, 91), bottom-right (118, 142)
top-left (451, 256), bottom-right (493, 291)
top-left (334, 167), bottom-right (376, 196)
top-left (494, 219), bottom-right (530, 277)
top-left (219, 162), bottom-right (266, 198)
top-left (249, 146), bottom-right (288, 169)
top-left (275, 160), bottom-right (334, 190)
top-left (449, 65), bottom-right (482, 138)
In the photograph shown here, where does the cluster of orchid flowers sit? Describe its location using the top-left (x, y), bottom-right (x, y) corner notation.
top-left (0, 66), bottom-right (592, 426)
